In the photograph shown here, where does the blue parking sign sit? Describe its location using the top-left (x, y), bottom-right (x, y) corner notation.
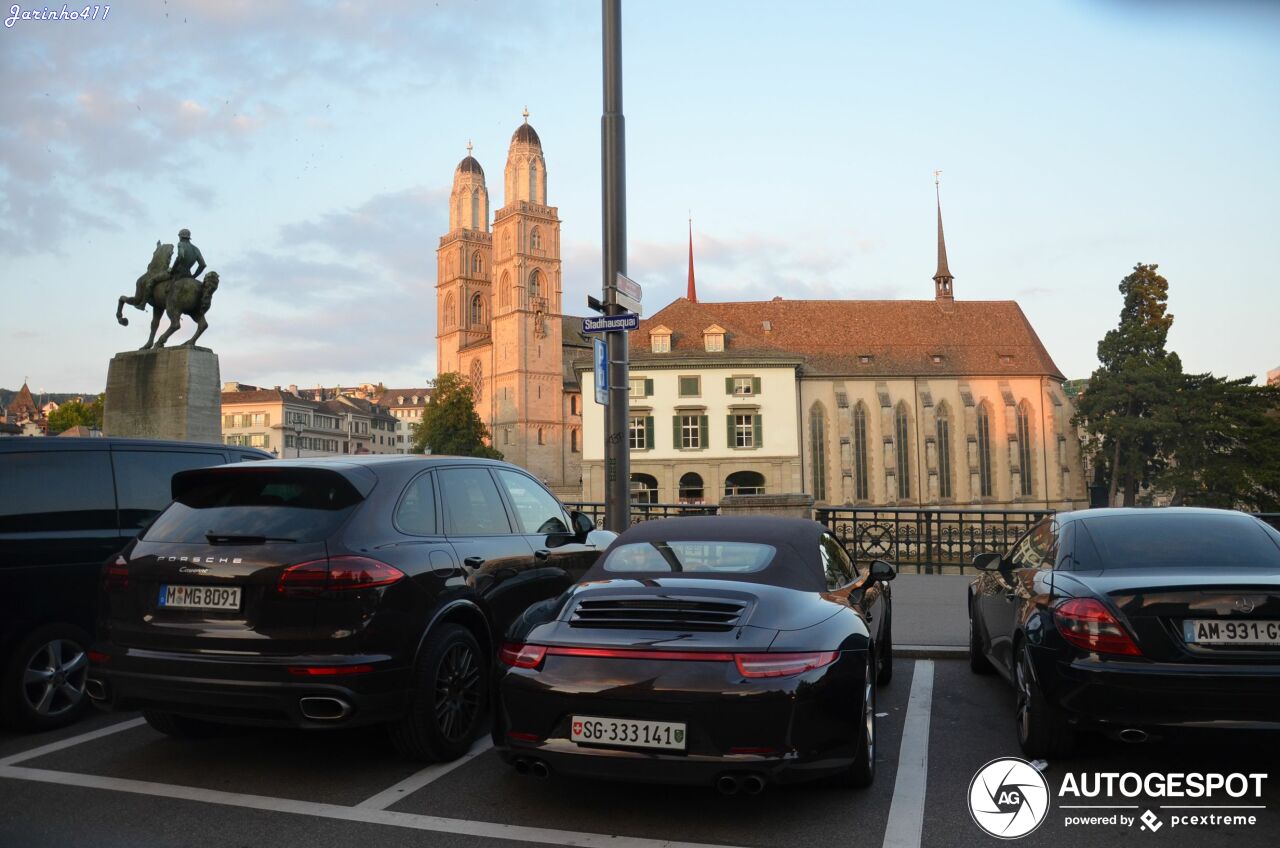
top-left (593, 338), bottom-right (608, 405)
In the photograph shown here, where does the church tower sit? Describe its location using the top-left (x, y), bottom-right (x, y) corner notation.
top-left (437, 143), bottom-right (493, 377)
top-left (932, 170), bottom-right (955, 303)
top-left (488, 110), bottom-right (565, 478)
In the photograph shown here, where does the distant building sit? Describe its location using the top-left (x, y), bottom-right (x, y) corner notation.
top-left (221, 384), bottom-right (398, 457)
top-left (0, 381), bottom-right (47, 436)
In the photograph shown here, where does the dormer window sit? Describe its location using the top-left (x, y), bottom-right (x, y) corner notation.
top-left (703, 324), bottom-right (726, 352)
top-left (930, 354), bottom-right (944, 365)
top-left (858, 354), bottom-right (873, 365)
top-left (999, 354), bottom-right (1015, 366)
top-left (650, 325), bottom-right (672, 354)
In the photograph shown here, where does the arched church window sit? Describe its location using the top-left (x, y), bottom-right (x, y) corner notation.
top-left (529, 269), bottom-right (541, 299)
top-left (503, 231), bottom-right (512, 257)
top-left (470, 293), bottom-right (484, 327)
top-left (470, 189), bottom-right (479, 229)
top-left (977, 402), bottom-right (994, 498)
top-left (936, 402), bottom-right (953, 500)
top-left (1016, 401), bottom-right (1034, 497)
top-left (530, 226), bottom-right (542, 251)
top-left (895, 402), bottom-right (911, 500)
top-left (809, 403), bottom-right (827, 502)
top-left (529, 160), bottom-right (538, 203)
top-left (853, 402), bottom-right (870, 501)
top-left (499, 272), bottom-right (511, 308)
top-left (443, 293), bottom-right (456, 327)
top-left (455, 193), bottom-right (463, 229)
top-left (471, 251), bottom-right (483, 275)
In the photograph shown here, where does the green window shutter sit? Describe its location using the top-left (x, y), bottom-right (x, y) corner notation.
top-left (727, 415), bottom-right (735, 448)
top-left (644, 378), bottom-right (654, 397)
top-left (751, 377), bottom-right (761, 395)
top-left (699, 415), bottom-right (709, 450)
top-left (725, 377), bottom-right (734, 394)
top-left (753, 414), bottom-right (763, 448)
top-left (644, 416), bottom-right (654, 450)
top-left (672, 415), bottom-right (681, 448)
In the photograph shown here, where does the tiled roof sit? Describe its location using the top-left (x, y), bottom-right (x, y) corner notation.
top-left (221, 388), bottom-right (319, 407)
top-left (630, 297), bottom-right (1064, 379)
top-left (373, 388), bottom-right (434, 408)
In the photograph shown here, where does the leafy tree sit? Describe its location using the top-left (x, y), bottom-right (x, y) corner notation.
top-left (1158, 375), bottom-right (1280, 511)
top-left (46, 394), bottom-right (104, 434)
top-left (410, 372), bottom-right (502, 459)
top-left (1074, 264), bottom-right (1183, 505)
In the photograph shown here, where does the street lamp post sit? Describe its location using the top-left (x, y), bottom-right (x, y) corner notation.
top-left (292, 422), bottom-right (302, 458)
top-left (601, 0), bottom-right (630, 532)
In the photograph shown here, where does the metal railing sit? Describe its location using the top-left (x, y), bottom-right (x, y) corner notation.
top-left (564, 502), bottom-right (718, 529)
top-left (817, 507), bottom-right (1053, 575)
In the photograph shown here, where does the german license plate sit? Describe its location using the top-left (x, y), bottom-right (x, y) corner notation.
top-left (158, 585), bottom-right (241, 611)
top-left (1183, 619), bottom-right (1280, 646)
top-left (571, 715), bottom-right (686, 750)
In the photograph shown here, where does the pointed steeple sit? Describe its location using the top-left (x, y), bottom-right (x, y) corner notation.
top-left (687, 217), bottom-right (698, 303)
top-left (932, 170), bottom-right (954, 302)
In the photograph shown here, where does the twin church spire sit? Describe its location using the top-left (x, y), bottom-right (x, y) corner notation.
top-left (450, 107), bottom-right (547, 232)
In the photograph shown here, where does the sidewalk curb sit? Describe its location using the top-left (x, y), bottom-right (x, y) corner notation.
top-left (895, 645), bottom-right (967, 659)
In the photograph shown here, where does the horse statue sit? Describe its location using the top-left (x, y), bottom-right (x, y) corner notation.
top-left (116, 241), bottom-right (220, 350)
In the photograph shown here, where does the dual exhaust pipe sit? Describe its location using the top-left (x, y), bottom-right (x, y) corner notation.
top-left (1115, 727), bottom-right (1151, 744)
top-left (716, 773), bottom-right (766, 796)
top-left (512, 757), bottom-right (551, 779)
top-left (298, 696), bottom-right (352, 722)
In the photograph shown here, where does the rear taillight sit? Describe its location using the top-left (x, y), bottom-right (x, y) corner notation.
top-left (1054, 598), bottom-right (1142, 656)
top-left (734, 651), bottom-right (838, 678)
top-left (287, 665), bottom-right (374, 676)
top-left (499, 642), bottom-right (548, 669)
top-left (103, 555), bottom-right (129, 592)
top-left (277, 557), bottom-right (404, 595)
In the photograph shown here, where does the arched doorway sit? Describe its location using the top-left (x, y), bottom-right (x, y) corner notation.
top-left (630, 473), bottom-right (659, 504)
top-left (724, 470), bottom-right (766, 497)
top-left (678, 472), bottom-right (705, 504)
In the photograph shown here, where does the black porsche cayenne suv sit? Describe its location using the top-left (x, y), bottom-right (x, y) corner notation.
top-left (90, 456), bottom-right (608, 762)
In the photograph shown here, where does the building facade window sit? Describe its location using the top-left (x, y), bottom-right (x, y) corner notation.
top-left (470, 293), bottom-right (484, 326)
top-left (529, 163), bottom-right (539, 205)
top-left (628, 415), bottom-right (652, 450)
top-left (629, 377), bottom-right (652, 398)
top-left (729, 376), bottom-right (761, 397)
top-left (678, 472), bottom-right (704, 503)
top-left (1016, 401), bottom-right (1034, 497)
top-left (529, 269), bottom-right (541, 299)
top-left (499, 272), bottom-right (511, 308)
top-left (470, 190), bottom-right (479, 229)
top-left (444, 293), bottom-right (456, 327)
top-left (530, 225), bottom-right (542, 250)
top-left (630, 473), bottom-right (658, 504)
top-left (679, 414), bottom-right (704, 449)
top-left (853, 402), bottom-right (870, 501)
top-left (977, 402), bottom-right (994, 498)
top-left (678, 376), bottom-right (700, 397)
top-left (651, 334), bottom-right (670, 353)
top-left (936, 403), bottom-right (953, 500)
top-left (895, 402), bottom-right (911, 500)
top-left (724, 470), bottom-right (765, 496)
top-left (570, 429), bottom-right (579, 452)
top-left (471, 251), bottom-right (483, 275)
top-left (732, 413), bottom-right (758, 449)
top-left (810, 403), bottom-right (827, 502)
top-left (704, 332), bottom-right (724, 352)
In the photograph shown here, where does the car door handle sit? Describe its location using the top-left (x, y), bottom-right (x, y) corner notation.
top-left (534, 549), bottom-right (550, 562)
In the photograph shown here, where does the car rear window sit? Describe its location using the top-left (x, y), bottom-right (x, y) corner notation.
top-left (600, 541), bottom-right (775, 574)
top-left (1077, 513), bottom-right (1280, 570)
top-left (142, 468), bottom-right (364, 544)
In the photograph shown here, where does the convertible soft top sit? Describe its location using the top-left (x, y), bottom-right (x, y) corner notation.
top-left (583, 516), bottom-right (829, 592)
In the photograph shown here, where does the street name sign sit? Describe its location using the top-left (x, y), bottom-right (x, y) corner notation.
top-left (593, 338), bottom-right (608, 405)
top-left (614, 272), bottom-right (642, 301)
top-left (583, 313), bottom-right (640, 333)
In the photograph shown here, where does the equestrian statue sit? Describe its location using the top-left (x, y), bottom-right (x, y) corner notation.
top-left (115, 228), bottom-right (220, 350)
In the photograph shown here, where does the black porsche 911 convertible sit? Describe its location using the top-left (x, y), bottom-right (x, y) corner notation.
top-left (492, 516), bottom-right (895, 794)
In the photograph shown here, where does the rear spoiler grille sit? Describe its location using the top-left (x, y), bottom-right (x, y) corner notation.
top-left (570, 597), bottom-right (748, 632)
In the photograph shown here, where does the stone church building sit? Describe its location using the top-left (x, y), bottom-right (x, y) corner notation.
top-left (436, 114), bottom-right (587, 496)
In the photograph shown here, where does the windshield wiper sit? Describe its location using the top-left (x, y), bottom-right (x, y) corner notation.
top-left (205, 533), bottom-right (297, 545)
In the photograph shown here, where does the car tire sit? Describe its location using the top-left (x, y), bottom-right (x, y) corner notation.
top-left (1, 622), bottom-right (92, 731)
top-left (968, 603), bottom-right (995, 675)
top-left (143, 710), bottom-right (222, 738)
top-left (389, 624), bottom-right (487, 763)
top-left (834, 652), bottom-right (877, 788)
top-left (875, 607), bottom-right (894, 686)
top-left (1014, 645), bottom-right (1075, 759)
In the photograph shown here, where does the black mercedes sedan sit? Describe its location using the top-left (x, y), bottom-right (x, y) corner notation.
top-left (968, 507), bottom-right (1280, 758)
top-left (493, 517), bottom-right (895, 793)
top-left (90, 456), bottom-right (611, 762)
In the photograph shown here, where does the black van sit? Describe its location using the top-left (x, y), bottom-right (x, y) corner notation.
top-left (0, 437), bottom-right (269, 730)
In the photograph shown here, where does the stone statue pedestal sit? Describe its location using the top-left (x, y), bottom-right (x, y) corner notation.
top-left (103, 347), bottom-right (221, 443)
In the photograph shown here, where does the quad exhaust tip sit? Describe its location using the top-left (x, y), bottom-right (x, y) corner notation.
top-left (1118, 728), bottom-right (1149, 744)
top-left (740, 774), bottom-right (766, 795)
top-left (512, 757), bottom-right (550, 779)
top-left (716, 774), bottom-right (740, 795)
top-left (298, 696), bottom-right (352, 722)
top-left (84, 679), bottom-right (106, 701)
top-left (513, 758), bottom-right (532, 775)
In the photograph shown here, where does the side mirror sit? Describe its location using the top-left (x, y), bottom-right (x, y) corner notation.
top-left (972, 551), bottom-right (1005, 572)
top-left (570, 510), bottom-right (596, 541)
top-left (869, 559), bottom-right (896, 582)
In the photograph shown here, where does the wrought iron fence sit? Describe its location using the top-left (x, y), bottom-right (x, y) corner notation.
top-left (564, 501), bottom-right (719, 529)
top-left (817, 507), bottom-right (1053, 574)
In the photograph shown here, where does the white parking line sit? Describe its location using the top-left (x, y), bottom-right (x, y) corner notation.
top-left (0, 716), bottom-right (147, 767)
top-left (356, 736), bottom-right (494, 810)
top-left (881, 659), bottom-right (934, 848)
top-left (0, 763), bottom-right (748, 848)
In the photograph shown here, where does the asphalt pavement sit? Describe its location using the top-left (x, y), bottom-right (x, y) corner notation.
top-left (2, 658), bottom-right (1275, 848)
top-left (892, 574), bottom-right (972, 648)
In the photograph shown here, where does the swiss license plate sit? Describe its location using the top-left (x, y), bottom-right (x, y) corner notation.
top-left (570, 715), bottom-right (687, 751)
top-left (158, 585), bottom-right (241, 611)
top-left (1183, 619), bottom-right (1280, 646)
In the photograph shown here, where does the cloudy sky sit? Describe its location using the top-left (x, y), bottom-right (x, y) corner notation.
top-left (2, 0), bottom-right (1277, 394)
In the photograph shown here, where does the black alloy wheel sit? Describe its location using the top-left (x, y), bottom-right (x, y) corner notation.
top-left (390, 624), bottom-right (488, 762)
top-left (2, 623), bottom-right (92, 730)
top-left (1014, 644), bottom-right (1075, 758)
